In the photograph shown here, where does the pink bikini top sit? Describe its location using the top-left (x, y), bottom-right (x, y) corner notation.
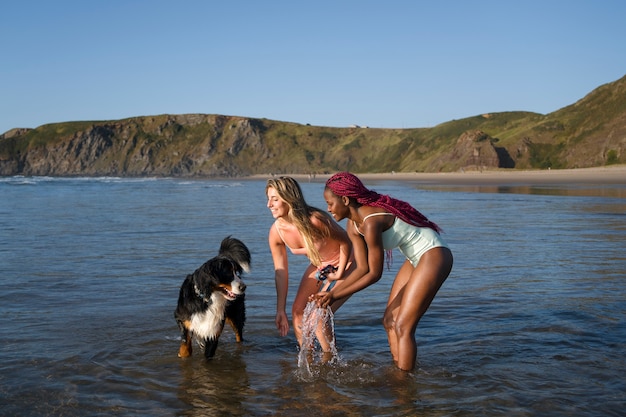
top-left (274, 221), bottom-right (308, 256)
top-left (273, 221), bottom-right (341, 266)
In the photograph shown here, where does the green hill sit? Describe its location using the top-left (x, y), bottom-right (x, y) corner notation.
top-left (1, 75), bottom-right (625, 176)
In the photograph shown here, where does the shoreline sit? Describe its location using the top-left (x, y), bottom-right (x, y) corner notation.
top-left (249, 166), bottom-right (626, 186)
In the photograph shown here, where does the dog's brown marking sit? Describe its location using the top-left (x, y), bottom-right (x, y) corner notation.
top-left (226, 317), bottom-right (244, 342)
top-left (178, 341), bottom-right (192, 358)
top-left (178, 320), bottom-right (193, 358)
top-left (217, 283), bottom-right (235, 297)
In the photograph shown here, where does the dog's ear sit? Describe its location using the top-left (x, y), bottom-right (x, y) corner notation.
top-left (206, 258), bottom-right (238, 283)
top-left (193, 263), bottom-right (216, 289)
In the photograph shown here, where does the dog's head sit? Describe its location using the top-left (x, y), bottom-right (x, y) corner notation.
top-left (193, 257), bottom-right (246, 302)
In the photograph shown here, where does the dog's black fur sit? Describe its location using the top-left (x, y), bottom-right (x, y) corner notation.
top-left (174, 236), bottom-right (251, 359)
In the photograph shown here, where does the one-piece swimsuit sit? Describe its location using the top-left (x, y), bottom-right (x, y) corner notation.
top-left (355, 213), bottom-right (448, 266)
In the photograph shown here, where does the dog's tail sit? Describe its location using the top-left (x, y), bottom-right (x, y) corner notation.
top-left (219, 236), bottom-right (251, 274)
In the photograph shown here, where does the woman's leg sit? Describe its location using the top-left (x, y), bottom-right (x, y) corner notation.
top-left (316, 261), bottom-right (358, 351)
top-left (292, 264), bottom-right (321, 347)
top-left (384, 247), bottom-right (453, 370)
top-left (384, 260), bottom-right (413, 364)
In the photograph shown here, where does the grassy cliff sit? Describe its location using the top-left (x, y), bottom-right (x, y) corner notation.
top-left (1, 75), bottom-right (625, 176)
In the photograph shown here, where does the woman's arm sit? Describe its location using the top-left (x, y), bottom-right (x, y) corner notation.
top-left (268, 224), bottom-right (290, 336)
top-left (326, 219), bottom-right (353, 280)
top-left (334, 219), bottom-right (385, 297)
top-left (315, 218), bottom-right (386, 306)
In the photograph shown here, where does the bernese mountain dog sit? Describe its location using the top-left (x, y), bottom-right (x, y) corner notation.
top-left (174, 236), bottom-right (251, 359)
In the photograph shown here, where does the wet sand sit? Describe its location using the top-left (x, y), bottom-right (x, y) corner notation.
top-left (251, 166), bottom-right (626, 186)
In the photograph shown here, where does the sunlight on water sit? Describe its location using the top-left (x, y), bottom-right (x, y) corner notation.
top-left (0, 176), bottom-right (624, 416)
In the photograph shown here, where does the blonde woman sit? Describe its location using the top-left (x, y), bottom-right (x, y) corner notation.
top-left (266, 176), bottom-right (354, 352)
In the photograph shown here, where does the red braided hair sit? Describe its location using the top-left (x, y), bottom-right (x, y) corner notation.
top-left (325, 172), bottom-right (442, 233)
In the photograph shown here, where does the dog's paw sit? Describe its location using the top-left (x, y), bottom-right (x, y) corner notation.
top-left (178, 344), bottom-right (192, 358)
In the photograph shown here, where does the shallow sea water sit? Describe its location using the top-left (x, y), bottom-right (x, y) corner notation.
top-left (0, 176), bottom-right (624, 416)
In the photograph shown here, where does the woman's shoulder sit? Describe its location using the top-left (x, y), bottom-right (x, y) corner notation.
top-left (362, 210), bottom-right (394, 221)
top-left (269, 220), bottom-right (291, 240)
top-left (357, 210), bottom-right (395, 234)
top-left (268, 221), bottom-right (282, 240)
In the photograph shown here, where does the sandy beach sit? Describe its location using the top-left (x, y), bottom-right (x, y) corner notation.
top-left (251, 166), bottom-right (626, 186)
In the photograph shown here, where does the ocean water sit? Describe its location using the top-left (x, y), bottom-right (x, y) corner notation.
top-left (0, 175), bottom-right (624, 417)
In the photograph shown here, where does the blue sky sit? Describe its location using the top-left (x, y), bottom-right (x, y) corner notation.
top-left (2, 0), bottom-right (625, 134)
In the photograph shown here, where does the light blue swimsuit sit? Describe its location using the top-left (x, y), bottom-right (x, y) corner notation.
top-left (355, 213), bottom-right (448, 267)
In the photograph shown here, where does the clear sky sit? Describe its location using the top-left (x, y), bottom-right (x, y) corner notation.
top-left (2, 0), bottom-right (625, 134)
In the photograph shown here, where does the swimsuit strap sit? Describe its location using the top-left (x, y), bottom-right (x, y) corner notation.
top-left (354, 212), bottom-right (395, 235)
top-left (362, 212), bottom-right (395, 221)
top-left (274, 221), bottom-right (294, 251)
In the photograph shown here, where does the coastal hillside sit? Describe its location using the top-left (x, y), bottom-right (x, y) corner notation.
top-left (1, 75), bottom-right (625, 177)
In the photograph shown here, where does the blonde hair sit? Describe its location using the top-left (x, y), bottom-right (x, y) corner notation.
top-left (266, 176), bottom-right (333, 266)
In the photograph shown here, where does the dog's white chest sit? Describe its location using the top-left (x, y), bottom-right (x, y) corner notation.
top-left (190, 294), bottom-right (228, 340)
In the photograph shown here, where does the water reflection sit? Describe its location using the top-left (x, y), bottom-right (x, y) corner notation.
top-left (177, 350), bottom-right (250, 416)
top-left (2, 177), bottom-right (625, 416)
top-left (417, 184), bottom-right (626, 198)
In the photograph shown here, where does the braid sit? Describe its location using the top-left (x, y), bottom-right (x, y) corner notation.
top-left (326, 172), bottom-right (442, 233)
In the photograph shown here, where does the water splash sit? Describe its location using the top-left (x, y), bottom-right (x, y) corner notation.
top-left (297, 301), bottom-right (342, 378)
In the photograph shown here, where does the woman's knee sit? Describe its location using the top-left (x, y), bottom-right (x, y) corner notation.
top-left (292, 293), bottom-right (310, 318)
top-left (382, 310), bottom-right (395, 330)
top-left (384, 315), bottom-right (415, 339)
top-left (292, 305), bottom-right (304, 321)
top-left (394, 315), bottom-right (418, 338)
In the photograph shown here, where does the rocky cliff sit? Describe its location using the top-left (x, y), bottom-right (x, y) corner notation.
top-left (1, 75), bottom-right (625, 176)
top-left (0, 115), bottom-right (271, 177)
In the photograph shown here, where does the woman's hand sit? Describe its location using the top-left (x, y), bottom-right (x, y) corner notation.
top-left (325, 270), bottom-right (341, 281)
top-left (275, 311), bottom-right (289, 337)
top-left (311, 290), bottom-right (335, 309)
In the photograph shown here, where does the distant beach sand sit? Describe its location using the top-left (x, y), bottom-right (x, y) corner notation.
top-left (250, 166), bottom-right (626, 186)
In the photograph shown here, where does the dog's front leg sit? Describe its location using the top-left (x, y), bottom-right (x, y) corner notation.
top-left (178, 321), bottom-right (193, 358)
top-left (204, 338), bottom-right (219, 359)
top-left (226, 317), bottom-right (244, 343)
top-left (203, 321), bottom-right (225, 359)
